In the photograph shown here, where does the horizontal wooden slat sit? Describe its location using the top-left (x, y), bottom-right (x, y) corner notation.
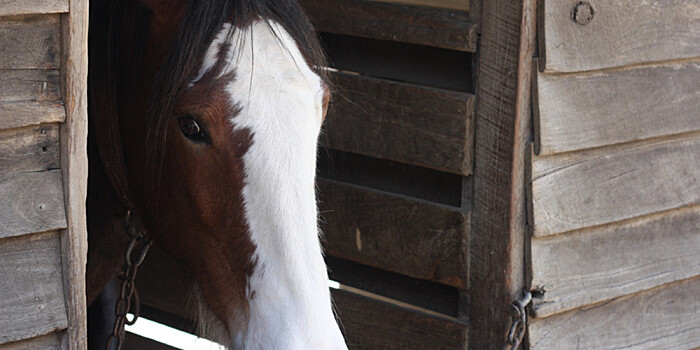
top-left (0, 15), bottom-right (60, 69)
top-left (0, 124), bottom-right (60, 178)
top-left (332, 288), bottom-right (467, 349)
top-left (0, 101), bottom-right (65, 130)
top-left (0, 70), bottom-right (61, 102)
top-left (0, 232), bottom-right (67, 345)
top-left (534, 61), bottom-right (700, 155)
top-left (0, 169), bottom-right (66, 239)
top-left (528, 133), bottom-right (700, 237)
top-left (300, 0), bottom-right (476, 52)
top-left (322, 33), bottom-right (472, 92)
top-left (324, 72), bottom-right (474, 175)
top-left (374, 0), bottom-right (468, 11)
top-left (0, 0), bottom-right (68, 16)
top-left (318, 179), bottom-right (469, 288)
top-left (326, 257), bottom-right (459, 317)
top-left (539, 0), bottom-right (700, 72)
top-left (530, 206), bottom-right (700, 317)
top-left (0, 332), bottom-right (62, 350)
top-left (529, 277), bottom-right (700, 350)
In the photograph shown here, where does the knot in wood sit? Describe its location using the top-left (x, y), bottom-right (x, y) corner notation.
top-left (572, 1), bottom-right (594, 25)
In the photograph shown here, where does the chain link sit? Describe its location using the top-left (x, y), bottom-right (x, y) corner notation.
top-left (502, 289), bottom-right (532, 350)
top-left (106, 211), bottom-right (153, 350)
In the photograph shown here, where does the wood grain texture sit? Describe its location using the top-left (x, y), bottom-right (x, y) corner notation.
top-left (468, 0), bottom-right (529, 347)
top-left (324, 72), bottom-right (474, 175)
top-left (0, 0), bottom-right (68, 16)
top-left (0, 169), bottom-right (66, 239)
top-left (0, 232), bottom-right (68, 345)
top-left (530, 206), bottom-right (700, 317)
top-left (58, 1), bottom-right (90, 347)
top-left (318, 179), bottom-right (469, 289)
top-left (300, 0), bottom-right (476, 51)
top-left (0, 101), bottom-right (66, 131)
top-left (321, 33), bottom-right (472, 92)
top-left (529, 277), bottom-right (700, 350)
top-left (332, 288), bottom-right (467, 350)
top-left (0, 332), bottom-right (62, 350)
top-left (529, 133), bottom-right (700, 237)
top-left (540, 0), bottom-right (700, 72)
top-left (535, 61), bottom-right (700, 155)
top-left (0, 15), bottom-right (60, 69)
top-left (0, 124), bottom-right (60, 178)
top-left (0, 70), bottom-right (61, 102)
top-left (374, 0), bottom-right (469, 11)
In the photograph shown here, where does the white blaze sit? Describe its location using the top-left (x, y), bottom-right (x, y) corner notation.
top-left (200, 20), bottom-right (346, 349)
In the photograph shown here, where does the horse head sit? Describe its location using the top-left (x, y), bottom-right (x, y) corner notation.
top-left (88, 0), bottom-right (344, 348)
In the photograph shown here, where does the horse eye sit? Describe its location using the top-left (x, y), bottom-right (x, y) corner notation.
top-left (177, 116), bottom-right (210, 144)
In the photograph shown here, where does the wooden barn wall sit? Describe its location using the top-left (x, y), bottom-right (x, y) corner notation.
top-left (528, 0), bottom-right (700, 349)
top-left (0, 0), bottom-right (88, 349)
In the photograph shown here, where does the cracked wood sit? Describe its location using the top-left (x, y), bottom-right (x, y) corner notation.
top-left (0, 232), bottom-right (67, 345)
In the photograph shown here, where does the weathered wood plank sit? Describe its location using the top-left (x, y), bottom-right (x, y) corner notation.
top-left (0, 124), bottom-right (60, 178)
top-left (0, 0), bottom-right (68, 16)
top-left (59, 0), bottom-right (90, 347)
top-left (530, 133), bottom-right (700, 237)
top-left (535, 61), bottom-right (700, 155)
top-left (321, 33), bottom-right (472, 92)
top-left (0, 101), bottom-right (66, 131)
top-left (324, 72), bottom-right (474, 175)
top-left (540, 0), bottom-right (700, 73)
top-left (530, 206), bottom-right (700, 317)
top-left (332, 288), bottom-right (467, 349)
top-left (374, 0), bottom-right (468, 11)
top-left (0, 169), bottom-right (66, 239)
top-left (0, 70), bottom-right (61, 102)
top-left (468, 0), bottom-right (532, 347)
top-left (529, 277), bottom-right (700, 350)
top-left (318, 179), bottom-right (469, 289)
top-left (0, 332), bottom-right (62, 350)
top-left (300, 0), bottom-right (476, 51)
top-left (0, 15), bottom-right (60, 69)
top-left (0, 232), bottom-right (68, 345)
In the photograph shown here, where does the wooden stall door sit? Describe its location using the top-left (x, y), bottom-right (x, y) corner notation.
top-left (0, 0), bottom-right (88, 348)
top-left (133, 0), bottom-right (479, 349)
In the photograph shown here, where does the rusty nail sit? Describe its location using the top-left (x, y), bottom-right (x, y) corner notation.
top-left (572, 1), bottom-right (594, 25)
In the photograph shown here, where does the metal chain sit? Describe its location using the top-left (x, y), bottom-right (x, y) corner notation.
top-left (106, 211), bottom-right (153, 350)
top-left (502, 289), bottom-right (532, 350)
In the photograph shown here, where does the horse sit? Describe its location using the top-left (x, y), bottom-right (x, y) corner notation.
top-left (85, 0), bottom-right (346, 348)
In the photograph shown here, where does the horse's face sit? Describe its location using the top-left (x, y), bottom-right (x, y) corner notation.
top-left (121, 8), bottom-right (343, 349)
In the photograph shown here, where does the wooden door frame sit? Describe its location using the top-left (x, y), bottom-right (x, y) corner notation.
top-left (59, 0), bottom-right (89, 347)
top-left (468, 0), bottom-right (536, 348)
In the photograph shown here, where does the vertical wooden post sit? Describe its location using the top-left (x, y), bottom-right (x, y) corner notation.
top-left (59, 0), bottom-right (89, 348)
top-left (469, 0), bottom-right (536, 348)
